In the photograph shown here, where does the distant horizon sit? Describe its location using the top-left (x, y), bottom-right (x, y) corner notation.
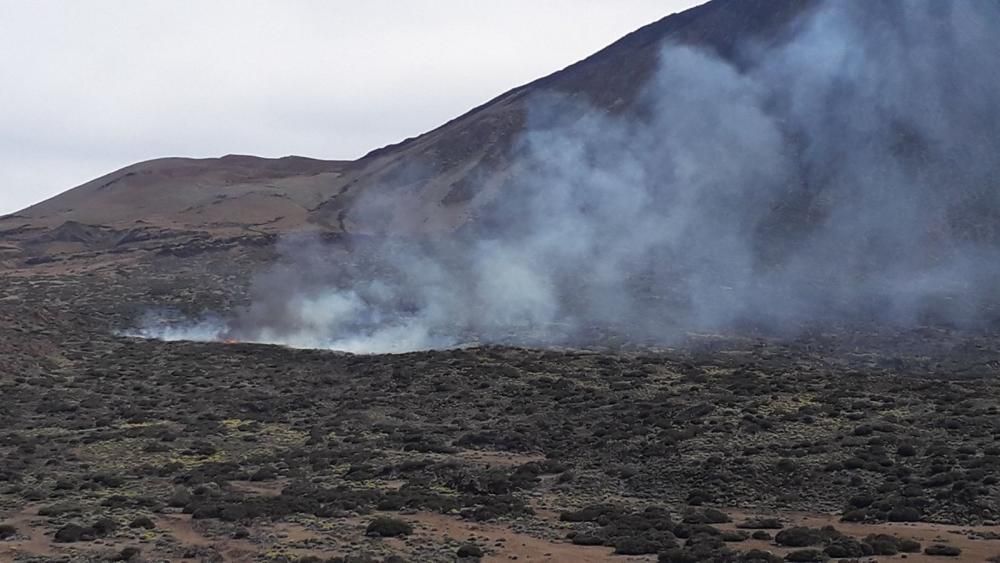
top-left (0, 0), bottom-right (704, 214)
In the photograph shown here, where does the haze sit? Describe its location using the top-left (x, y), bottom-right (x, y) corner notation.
top-left (0, 0), bottom-right (703, 215)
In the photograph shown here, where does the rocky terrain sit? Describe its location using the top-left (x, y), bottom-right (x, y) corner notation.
top-left (1, 245), bottom-right (1000, 562)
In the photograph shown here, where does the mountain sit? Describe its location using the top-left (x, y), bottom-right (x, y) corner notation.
top-left (0, 0), bottom-right (816, 264)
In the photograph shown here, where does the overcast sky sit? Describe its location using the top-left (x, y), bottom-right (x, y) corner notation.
top-left (0, 1), bottom-right (703, 214)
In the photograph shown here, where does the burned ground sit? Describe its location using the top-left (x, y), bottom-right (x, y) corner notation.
top-left (1, 249), bottom-right (1000, 562)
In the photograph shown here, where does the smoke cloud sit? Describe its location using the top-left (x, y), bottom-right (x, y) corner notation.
top-left (138, 0), bottom-right (1000, 353)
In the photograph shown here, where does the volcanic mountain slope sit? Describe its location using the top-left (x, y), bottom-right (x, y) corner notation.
top-left (0, 0), bottom-right (816, 263)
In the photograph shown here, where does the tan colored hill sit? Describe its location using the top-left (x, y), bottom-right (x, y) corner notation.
top-left (0, 155), bottom-right (349, 268)
top-left (11, 155), bottom-right (349, 231)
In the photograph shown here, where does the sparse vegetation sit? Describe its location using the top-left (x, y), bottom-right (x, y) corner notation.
top-left (1, 250), bottom-right (999, 561)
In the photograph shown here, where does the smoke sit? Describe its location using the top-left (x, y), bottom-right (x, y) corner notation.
top-left (138, 0), bottom-right (1000, 353)
top-left (125, 309), bottom-right (228, 343)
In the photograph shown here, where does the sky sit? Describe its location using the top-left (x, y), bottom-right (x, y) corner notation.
top-left (0, 0), bottom-right (703, 214)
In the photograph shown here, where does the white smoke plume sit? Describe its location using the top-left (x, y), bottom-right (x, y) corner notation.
top-left (137, 0), bottom-right (1000, 353)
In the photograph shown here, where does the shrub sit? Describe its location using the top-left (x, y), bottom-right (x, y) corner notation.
top-left (866, 538), bottom-right (898, 555)
top-left (682, 508), bottom-right (731, 524)
top-left (658, 548), bottom-right (700, 563)
top-left (129, 516), bottom-right (156, 529)
top-left (54, 478), bottom-right (77, 490)
top-left (114, 547), bottom-right (142, 561)
top-left (89, 472), bottom-right (125, 488)
top-left (785, 549), bottom-right (827, 561)
top-left (250, 465), bottom-right (278, 481)
top-left (0, 524), bottom-right (16, 540)
top-left (722, 530), bottom-right (750, 542)
top-left (840, 509), bottom-right (867, 522)
top-left (37, 502), bottom-right (84, 517)
top-left (460, 494), bottom-right (532, 521)
top-left (752, 531), bottom-right (772, 540)
top-left (684, 533), bottom-right (725, 551)
top-left (613, 537), bottom-right (664, 555)
top-left (776, 458), bottom-right (798, 472)
top-left (843, 457), bottom-right (866, 470)
top-left (852, 424), bottom-right (874, 436)
top-left (924, 544), bottom-right (961, 556)
top-left (740, 550), bottom-right (782, 562)
top-left (570, 534), bottom-right (604, 546)
top-left (365, 517), bottom-right (413, 537)
top-left (168, 486), bottom-right (192, 507)
top-left (20, 489), bottom-right (46, 501)
top-left (775, 527), bottom-right (824, 547)
top-left (559, 503), bottom-right (621, 523)
top-left (847, 494), bottom-right (874, 508)
top-left (824, 539), bottom-right (864, 558)
top-left (92, 517), bottom-right (118, 537)
top-left (673, 524), bottom-right (719, 539)
top-left (686, 490), bottom-right (712, 506)
top-left (54, 523), bottom-right (96, 543)
top-left (456, 543), bottom-right (484, 558)
top-left (887, 506), bottom-right (921, 522)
